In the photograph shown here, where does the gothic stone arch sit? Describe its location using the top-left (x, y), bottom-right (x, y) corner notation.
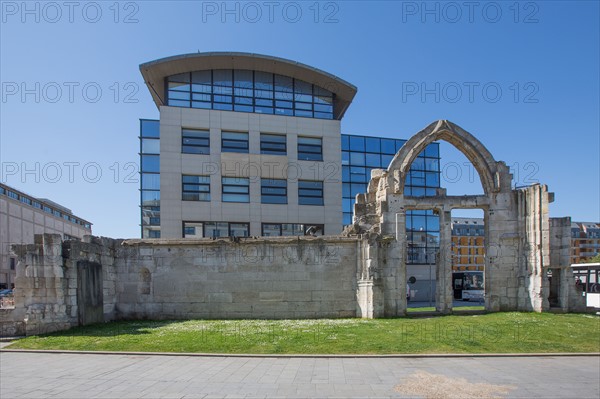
top-left (350, 120), bottom-right (582, 318)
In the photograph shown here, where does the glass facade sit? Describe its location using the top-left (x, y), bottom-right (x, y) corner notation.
top-left (341, 134), bottom-right (441, 264)
top-left (166, 70), bottom-right (334, 120)
top-left (140, 119), bottom-right (161, 238)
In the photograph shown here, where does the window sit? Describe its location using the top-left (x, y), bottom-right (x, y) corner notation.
top-left (141, 155), bottom-right (159, 173)
top-left (221, 131), bottom-right (249, 153)
top-left (222, 177), bottom-right (249, 202)
top-left (261, 223), bottom-right (324, 236)
top-left (9, 258), bottom-right (16, 270)
top-left (297, 136), bottom-right (322, 161)
top-left (141, 173), bottom-right (160, 190)
top-left (7, 191), bottom-right (18, 200)
top-left (190, 221), bottom-right (250, 238)
top-left (260, 134), bottom-right (287, 155)
top-left (182, 129), bottom-right (210, 154)
top-left (182, 175), bottom-right (210, 201)
top-left (261, 179), bottom-right (287, 204)
top-left (298, 180), bottom-right (324, 205)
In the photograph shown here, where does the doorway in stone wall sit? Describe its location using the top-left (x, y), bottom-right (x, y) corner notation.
top-left (405, 209), bottom-right (440, 312)
top-left (77, 261), bottom-right (104, 325)
top-left (450, 209), bottom-right (486, 311)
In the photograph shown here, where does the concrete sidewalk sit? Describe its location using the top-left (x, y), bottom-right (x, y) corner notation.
top-left (1, 352), bottom-right (599, 398)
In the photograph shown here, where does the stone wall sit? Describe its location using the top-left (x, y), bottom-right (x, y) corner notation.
top-left (114, 236), bottom-right (359, 320)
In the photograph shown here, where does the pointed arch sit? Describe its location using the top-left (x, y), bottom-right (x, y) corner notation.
top-left (387, 120), bottom-right (503, 195)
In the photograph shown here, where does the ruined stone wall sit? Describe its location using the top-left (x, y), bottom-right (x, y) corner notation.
top-left (114, 237), bottom-right (359, 320)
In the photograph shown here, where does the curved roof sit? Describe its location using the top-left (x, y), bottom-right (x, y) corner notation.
top-left (140, 52), bottom-right (358, 120)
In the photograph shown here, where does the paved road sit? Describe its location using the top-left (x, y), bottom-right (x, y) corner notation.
top-left (1, 352), bottom-right (599, 398)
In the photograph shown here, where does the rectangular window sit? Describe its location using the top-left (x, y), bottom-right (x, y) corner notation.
top-left (297, 136), bottom-right (322, 161)
top-left (183, 222), bottom-right (204, 238)
top-left (141, 155), bottom-right (159, 173)
top-left (202, 222), bottom-right (249, 238)
top-left (222, 177), bottom-right (249, 202)
top-left (221, 131), bottom-right (249, 153)
top-left (10, 258), bottom-right (16, 270)
top-left (261, 179), bottom-right (287, 204)
top-left (182, 129), bottom-right (210, 154)
top-left (262, 223), bottom-right (324, 236)
top-left (260, 134), bottom-right (287, 155)
top-left (182, 175), bottom-right (210, 201)
top-left (298, 180), bottom-right (324, 206)
top-left (7, 191), bottom-right (18, 200)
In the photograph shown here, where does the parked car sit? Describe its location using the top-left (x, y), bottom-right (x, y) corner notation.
top-left (0, 289), bottom-right (14, 297)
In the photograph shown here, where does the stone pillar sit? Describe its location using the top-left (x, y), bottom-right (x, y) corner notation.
top-left (436, 209), bottom-right (453, 313)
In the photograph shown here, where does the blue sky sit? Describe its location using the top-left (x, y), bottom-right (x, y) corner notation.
top-left (1, 0), bottom-right (598, 238)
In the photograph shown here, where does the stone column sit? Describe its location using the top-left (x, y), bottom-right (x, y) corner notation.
top-left (436, 209), bottom-right (453, 313)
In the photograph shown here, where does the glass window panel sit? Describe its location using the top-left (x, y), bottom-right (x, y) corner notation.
top-left (365, 153), bottom-right (381, 167)
top-left (341, 135), bottom-right (349, 151)
top-left (314, 95), bottom-right (333, 105)
top-left (412, 215), bottom-right (427, 231)
top-left (192, 101), bottom-right (211, 109)
top-left (141, 155), bottom-right (159, 173)
top-left (192, 93), bottom-right (211, 102)
top-left (411, 187), bottom-right (426, 196)
top-left (342, 166), bottom-right (350, 181)
top-left (314, 103), bottom-right (333, 113)
top-left (213, 86), bottom-right (233, 95)
top-left (192, 70), bottom-right (211, 84)
top-left (343, 198), bottom-right (353, 213)
top-left (350, 152), bottom-right (365, 166)
top-left (381, 154), bottom-right (394, 168)
top-left (191, 83), bottom-right (211, 93)
top-left (342, 151), bottom-right (349, 165)
top-left (168, 81), bottom-right (190, 91)
top-left (234, 104), bottom-right (253, 112)
top-left (350, 183), bottom-right (367, 197)
top-left (411, 157), bottom-right (425, 170)
top-left (294, 101), bottom-right (312, 110)
top-left (234, 87), bottom-right (253, 97)
top-left (230, 223), bottom-right (249, 237)
top-left (349, 136), bottom-right (365, 151)
top-left (425, 158), bottom-right (440, 171)
top-left (168, 90), bottom-right (190, 100)
top-left (255, 106), bottom-right (274, 114)
top-left (213, 69), bottom-right (232, 86)
top-left (255, 89), bottom-right (273, 99)
top-left (214, 95), bottom-right (232, 103)
top-left (213, 102), bottom-right (233, 111)
top-left (426, 172), bottom-right (440, 187)
top-left (295, 94), bottom-right (312, 103)
top-left (234, 69), bottom-right (253, 88)
top-left (141, 139), bottom-right (160, 154)
top-left (350, 168), bottom-right (366, 183)
top-left (314, 112), bottom-right (333, 119)
top-left (427, 215), bottom-right (440, 231)
top-left (275, 91), bottom-right (294, 101)
top-left (275, 101), bottom-right (294, 108)
top-left (295, 80), bottom-right (312, 94)
top-left (262, 223), bottom-right (281, 236)
top-left (343, 213), bottom-right (353, 226)
top-left (255, 71), bottom-right (273, 90)
top-left (142, 173), bottom-right (160, 190)
top-left (274, 74), bottom-right (293, 92)
top-left (168, 99), bottom-right (189, 107)
top-left (342, 183), bottom-right (351, 197)
top-left (141, 120), bottom-right (159, 138)
top-left (255, 98), bottom-right (272, 106)
top-left (294, 110), bottom-right (313, 117)
top-left (365, 137), bottom-right (381, 153)
top-left (274, 107), bottom-right (293, 116)
top-left (141, 190), bottom-right (160, 206)
top-left (381, 139), bottom-right (396, 154)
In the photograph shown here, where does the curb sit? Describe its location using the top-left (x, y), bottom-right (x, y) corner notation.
top-left (1, 348), bottom-right (599, 358)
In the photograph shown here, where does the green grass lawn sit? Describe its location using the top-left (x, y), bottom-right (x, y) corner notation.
top-left (6, 312), bottom-right (599, 354)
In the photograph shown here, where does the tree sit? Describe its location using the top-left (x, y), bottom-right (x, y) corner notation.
top-left (585, 253), bottom-right (600, 263)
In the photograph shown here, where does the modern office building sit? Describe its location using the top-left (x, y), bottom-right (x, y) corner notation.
top-left (571, 222), bottom-right (600, 263)
top-left (0, 183), bottom-right (92, 289)
top-left (139, 52), bottom-right (440, 241)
